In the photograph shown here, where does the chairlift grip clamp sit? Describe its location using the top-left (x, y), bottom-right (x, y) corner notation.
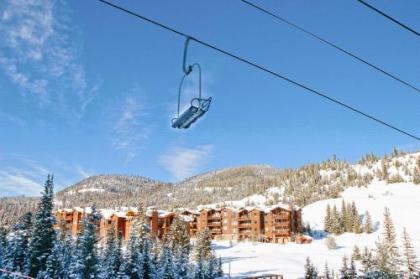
top-left (182, 37), bottom-right (193, 75)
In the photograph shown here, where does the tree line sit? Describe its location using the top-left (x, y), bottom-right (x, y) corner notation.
top-left (324, 201), bottom-right (373, 235)
top-left (305, 207), bottom-right (419, 278)
top-left (0, 176), bottom-right (223, 279)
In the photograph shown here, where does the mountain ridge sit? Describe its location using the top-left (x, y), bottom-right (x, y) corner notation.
top-left (1, 150), bottom-right (419, 227)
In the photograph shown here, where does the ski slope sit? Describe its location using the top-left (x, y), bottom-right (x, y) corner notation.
top-left (214, 181), bottom-right (420, 278)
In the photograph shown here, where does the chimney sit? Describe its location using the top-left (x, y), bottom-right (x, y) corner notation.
top-left (150, 210), bottom-right (159, 236)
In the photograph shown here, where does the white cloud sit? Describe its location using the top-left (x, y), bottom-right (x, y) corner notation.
top-left (75, 165), bottom-right (91, 179)
top-left (0, 171), bottom-right (43, 196)
top-left (159, 145), bottom-right (214, 181)
top-left (0, 153), bottom-right (94, 197)
top-left (112, 93), bottom-right (151, 161)
top-left (0, 0), bottom-right (99, 120)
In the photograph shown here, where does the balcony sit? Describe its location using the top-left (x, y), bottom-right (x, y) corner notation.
top-left (208, 222), bottom-right (221, 227)
top-left (237, 223), bottom-right (251, 229)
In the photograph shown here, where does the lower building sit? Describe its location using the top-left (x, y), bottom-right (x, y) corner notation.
top-left (55, 203), bottom-right (303, 244)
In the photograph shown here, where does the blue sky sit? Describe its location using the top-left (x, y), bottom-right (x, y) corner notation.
top-left (0, 0), bottom-right (419, 196)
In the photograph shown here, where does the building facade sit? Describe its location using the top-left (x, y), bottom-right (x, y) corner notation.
top-left (55, 203), bottom-right (303, 244)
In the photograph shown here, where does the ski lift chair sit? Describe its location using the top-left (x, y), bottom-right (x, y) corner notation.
top-left (172, 37), bottom-right (212, 129)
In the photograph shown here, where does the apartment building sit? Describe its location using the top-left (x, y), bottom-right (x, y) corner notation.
top-left (237, 208), bottom-right (264, 241)
top-left (264, 205), bottom-right (301, 243)
top-left (177, 209), bottom-right (200, 238)
top-left (55, 203), bottom-right (302, 244)
top-left (198, 208), bottom-right (223, 238)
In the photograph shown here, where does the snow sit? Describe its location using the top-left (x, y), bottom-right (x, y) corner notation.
top-left (78, 188), bottom-right (105, 193)
top-left (214, 181), bottom-right (420, 278)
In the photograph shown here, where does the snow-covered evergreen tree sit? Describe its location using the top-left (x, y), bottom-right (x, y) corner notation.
top-left (352, 245), bottom-right (361, 261)
top-left (374, 207), bottom-right (400, 277)
top-left (101, 226), bottom-right (123, 279)
top-left (1, 212), bottom-right (32, 276)
top-left (193, 253), bottom-right (206, 279)
top-left (364, 211), bottom-right (373, 234)
top-left (69, 206), bottom-right (101, 279)
top-left (360, 246), bottom-right (374, 275)
top-left (401, 227), bottom-right (419, 278)
top-left (324, 262), bottom-right (331, 279)
top-left (121, 205), bottom-right (156, 279)
top-left (0, 227), bottom-right (7, 267)
top-left (205, 253), bottom-right (218, 279)
top-left (194, 229), bottom-right (212, 261)
top-left (324, 262), bottom-right (334, 279)
top-left (351, 202), bottom-right (362, 234)
top-left (38, 232), bottom-right (73, 279)
top-left (330, 205), bottom-right (341, 234)
top-left (167, 216), bottom-right (191, 279)
top-left (324, 205), bottom-right (331, 232)
top-left (157, 245), bottom-right (174, 279)
top-left (341, 201), bottom-right (350, 233)
top-left (303, 257), bottom-right (318, 279)
top-left (340, 256), bottom-right (350, 279)
top-left (348, 258), bottom-right (357, 278)
top-left (166, 216), bottom-right (191, 256)
top-left (28, 175), bottom-right (56, 278)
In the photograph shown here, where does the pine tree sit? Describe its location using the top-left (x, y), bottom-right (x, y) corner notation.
top-left (167, 215), bottom-right (192, 279)
top-left (2, 212), bottom-right (32, 275)
top-left (121, 205), bottom-right (154, 279)
top-left (401, 228), bottom-right (419, 278)
top-left (331, 205), bottom-right (341, 235)
top-left (39, 233), bottom-right (70, 279)
top-left (360, 246), bottom-right (374, 275)
top-left (345, 202), bottom-right (354, 233)
top-left (376, 207), bottom-right (401, 276)
top-left (374, 208), bottom-right (401, 278)
top-left (352, 245), bottom-right (361, 261)
top-left (351, 202), bottom-right (362, 233)
top-left (324, 262), bottom-right (331, 279)
top-left (166, 216), bottom-right (191, 256)
top-left (194, 229), bottom-right (212, 261)
top-left (0, 227), bottom-right (7, 266)
top-left (193, 253), bottom-right (206, 279)
top-left (364, 211), bottom-right (373, 234)
top-left (101, 226), bottom-right (123, 279)
top-left (340, 256), bottom-right (350, 279)
top-left (141, 237), bottom-right (157, 279)
top-left (216, 256), bottom-right (223, 277)
top-left (412, 167), bottom-right (420, 184)
top-left (341, 200), bottom-right (349, 233)
top-left (157, 245), bottom-right (174, 279)
top-left (304, 257), bottom-right (318, 279)
top-left (381, 156), bottom-right (389, 181)
top-left (69, 206), bottom-right (101, 279)
top-left (28, 175), bottom-right (56, 277)
top-left (205, 253), bottom-right (219, 279)
top-left (324, 205), bottom-right (332, 232)
top-left (348, 258), bottom-right (357, 278)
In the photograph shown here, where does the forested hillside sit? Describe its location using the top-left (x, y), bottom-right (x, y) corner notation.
top-left (1, 149), bottom-right (419, 227)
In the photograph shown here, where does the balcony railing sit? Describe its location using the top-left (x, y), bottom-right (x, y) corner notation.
top-left (208, 222), bottom-right (221, 227)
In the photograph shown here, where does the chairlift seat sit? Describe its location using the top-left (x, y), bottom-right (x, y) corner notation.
top-left (172, 97), bottom-right (212, 129)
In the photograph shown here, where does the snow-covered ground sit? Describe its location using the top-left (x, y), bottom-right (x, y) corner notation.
top-left (214, 181), bottom-right (420, 279)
